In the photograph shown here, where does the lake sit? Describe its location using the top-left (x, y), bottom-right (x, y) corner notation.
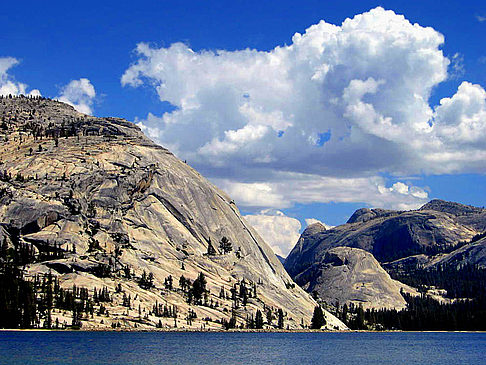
top-left (0, 331), bottom-right (485, 364)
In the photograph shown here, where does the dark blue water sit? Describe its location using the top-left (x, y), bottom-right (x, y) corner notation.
top-left (0, 331), bottom-right (485, 364)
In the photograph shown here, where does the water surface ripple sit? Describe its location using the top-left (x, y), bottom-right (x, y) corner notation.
top-left (1, 331), bottom-right (485, 364)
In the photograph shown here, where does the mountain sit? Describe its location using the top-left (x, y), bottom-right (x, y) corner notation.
top-left (285, 200), bottom-right (486, 309)
top-left (293, 246), bottom-right (417, 310)
top-left (419, 200), bottom-right (486, 232)
top-left (286, 201), bottom-right (483, 271)
top-left (0, 96), bottom-right (345, 330)
top-left (385, 235), bottom-right (486, 273)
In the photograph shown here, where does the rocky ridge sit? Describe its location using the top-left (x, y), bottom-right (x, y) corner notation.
top-left (285, 200), bottom-right (486, 309)
top-left (385, 235), bottom-right (486, 272)
top-left (285, 202), bottom-right (482, 273)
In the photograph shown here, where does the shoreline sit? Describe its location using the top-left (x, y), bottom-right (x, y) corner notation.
top-left (1, 329), bottom-right (485, 334)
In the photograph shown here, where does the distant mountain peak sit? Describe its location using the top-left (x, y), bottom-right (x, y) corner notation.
top-left (285, 197), bottom-right (486, 310)
top-left (346, 207), bottom-right (396, 224)
top-left (420, 199), bottom-right (485, 216)
top-left (302, 222), bottom-right (327, 235)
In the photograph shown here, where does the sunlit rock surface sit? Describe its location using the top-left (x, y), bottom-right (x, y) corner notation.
top-left (0, 97), bottom-right (346, 330)
top-left (293, 246), bottom-right (416, 310)
top-left (285, 200), bottom-right (486, 310)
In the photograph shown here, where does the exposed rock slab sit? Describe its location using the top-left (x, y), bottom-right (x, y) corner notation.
top-left (386, 236), bottom-right (486, 272)
top-left (285, 202), bottom-right (481, 278)
top-left (294, 247), bottom-right (416, 310)
top-left (284, 200), bottom-right (485, 310)
top-left (0, 97), bottom-right (346, 330)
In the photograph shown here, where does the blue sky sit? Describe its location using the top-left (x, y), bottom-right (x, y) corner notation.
top-left (2, 1), bottom-right (486, 256)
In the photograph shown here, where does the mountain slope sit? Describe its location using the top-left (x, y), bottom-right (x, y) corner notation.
top-left (385, 235), bottom-right (486, 272)
top-left (0, 96), bottom-right (345, 330)
top-left (293, 246), bottom-right (417, 310)
top-left (285, 203), bottom-right (482, 272)
top-left (285, 200), bottom-right (486, 309)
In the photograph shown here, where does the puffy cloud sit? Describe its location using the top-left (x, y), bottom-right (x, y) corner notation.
top-left (434, 82), bottom-right (486, 143)
top-left (305, 218), bottom-right (333, 229)
top-left (123, 7), bottom-right (485, 211)
top-left (0, 57), bottom-right (40, 96)
top-left (28, 89), bottom-right (42, 97)
top-left (389, 182), bottom-right (410, 195)
top-left (0, 58), bottom-right (96, 113)
top-left (57, 78), bottom-right (96, 114)
top-left (217, 180), bottom-right (288, 209)
top-left (244, 210), bottom-right (302, 257)
top-left (215, 173), bottom-right (428, 211)
top-left (244, 211), bottom-right (338, 257)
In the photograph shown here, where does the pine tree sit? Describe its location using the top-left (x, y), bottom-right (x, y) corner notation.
top-left (45, 271), bottom-right (53, 329)
top-left (310, 306), bottom-right (326, 329)
top-left (164, 275), bottom-right (173, 290)
top-left (355, 304), bottom-right (365, 330)
top-left (266, 308), bottom-right (273, 325)
top-left (0, 238), bottom-right (8, 259)
top-left (255, 310), bottom-right (264, 329)
top-left (191, 272), bottom-right (207, 305)
top-left (207, 238), bottom-right (216, 255)
top-left (179, 275), bottom-right (188, 292)
top-left (148, 272), bottom-right (154, 287)
top-left (277, 308), bottom-right (284, 329)
top-left (219, 236), bottom-right (233, 254)
top-left (240, 284), bottom-right (248, 306)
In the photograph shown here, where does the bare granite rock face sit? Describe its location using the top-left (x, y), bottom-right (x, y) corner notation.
top-left (0, 97), bottom-right (346, 330)
top-left (346, 208), bottom-right (397, 224)
top-left (385, 236), bottom-right (486, 272)
top-left (293, 247), bottom-right (416, 310)
top-left (284, 200), bottom-right (485, 310)
top-left (429, 237), bottom-right (486, 269)
top-left (285, 203), bottom-right (480, 275)
top-left (420, 200), bottom-right (486, 232)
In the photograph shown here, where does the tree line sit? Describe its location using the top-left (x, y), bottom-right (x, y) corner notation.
top-left (332, 263), bottom-right (486, 331)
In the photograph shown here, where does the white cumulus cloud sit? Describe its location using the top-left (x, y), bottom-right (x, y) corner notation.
top-left (57, 78), bottom-right (96, 115)
top-left (0, 58), bottom-right (97, 114)
top-left (305, 218), bottom-right (333, 230)
top-left (0, 57), bottom-right (40, 96)
top-left (215, 174), bottom-right (428, 211)
top-left (434, 82), bottom-right (486, 143)
top-left (244, 211), bottom-right (337, 258)
top-left (123, 7), bottom-right (486, 211)
top-left (244, 210), bottom-right (302, 257)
